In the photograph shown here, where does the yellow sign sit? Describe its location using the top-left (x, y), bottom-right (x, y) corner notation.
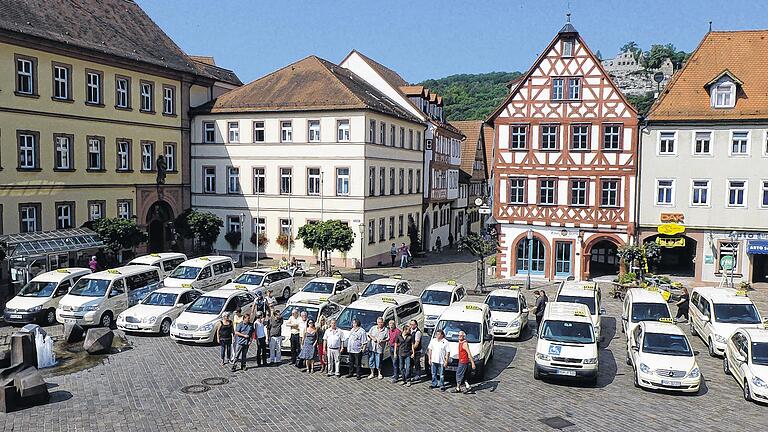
top-left (199, 257), bottom-right (210, 261)
top-left (332, 274), bottom-right (343, 279)
top-left (380, 296), bottom-right (397, 304)
top-left (318, 297), bottom-right (329, 302)
top-left (645, 286), bottom-right (659, 292)
top-left (56, 269), bottom-right (71, 273)
top-left (150, 253), bottom-right (160, 257)
top-left (465, 304), bottom-right (481, 310)
top-left (392, 274), bottom-right (402, 279)
top-left (107, 269), bottom-right (120, 274)
top-left (573, 310), bottom-right (587, 317)
top-left (735, 290), bottom-right (748, 297)
top-left (181, 283), bottom-right (192, 288)
top-left (656, 237), bottom-right (685, 248)
top-left (582, 284), bottom-right (596, 290)
top-left (234, 284), bottom-right (247, 290)
top-left (658, 317), bottom-right (673, 323)
top-left (447, 280), bottom-right (457, 286)
top-left (657, 223), bottom-right (685, 235)
top-left (660, 213), bottom-right (685, 223)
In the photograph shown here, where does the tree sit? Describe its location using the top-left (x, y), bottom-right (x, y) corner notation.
top-left (184, 210), bottom-right (223, 253)
top-left (617, 242), bottom-right (662, 278)
top-left (620, 41), bottom-right (642, 61)
top-left (418, 71), bottom-right (522, 121)
top-left (297, 220), bottom-right (354, 275)
top-left (224, 231), bottom-right (242, 250)
top-left (460, 233), bottom-right (498, 292)
top-left (92, 217), bottom-right (148, 255)
top-left (626, 92), bottom-right (656, 116)
top-left (407, 221), bottom-right (421, 252)
top-left (173, 208), bottom-right (195, 240)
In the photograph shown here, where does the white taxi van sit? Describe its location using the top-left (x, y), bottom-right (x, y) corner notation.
top-left (336, 294), bottom-right (423, 367)
top-left (117, 287), bottom-right (202, 335)
top-left (280, 299), bottom-right (343, 351)
top-left (163, 256), bottom-right (234, 291)
top-left (627, 320), bottom-right (701, 393)
top-left (436, 301), bottom-right (494, 380)
top-left (57, 265), bottom-right (161, 328)
top-left (621, 288), bottom-right (672, 337)
top-left (484, 287), bottom-right (529, 339)
top-left (723, 327), bottom-right (768, 403)
top-left (689, 287), bottom-right (764, 357)
top-left (4, 268), bottom-right (91, 325)
top-left (555, 281), bottom-right (604, 341)
top-left (170, 288), bottom-right (255, 343)
top-left (360, 276), bottom-right (412, 298)
top-left (220, 267), bottom-right (295, 299)
top-left (420, 280), bottom-right (467, 333)
top-left (127, 252), bottom-right (187, 278)
top-left (534, 302), bottom-right (598, 385)
top-left (288, 276), bottom-right (359, 306)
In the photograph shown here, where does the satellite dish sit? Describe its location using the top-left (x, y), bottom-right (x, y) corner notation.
top-left (653, 72), bottom-right (664, 83)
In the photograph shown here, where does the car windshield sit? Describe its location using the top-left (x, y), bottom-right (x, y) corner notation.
top-left (281, 305), bottom-right (320, 322)
top-left (169, 266), bottom-right (200, 280)
top-left (435, 320), bottom-right (481, 343)
top-left (362, 283), bottom-right (394, 297)
top-left (752, 342), bottom-right (768, 366)
top-left (302, 281), bottom-right (334, 294)
top-left (187, 296), bottom-right (226, 314)
top-left (233, 273), bottom-right (265, 286)
top-left (141, 292), bottom-right (178, 307)
top-left (541, 320), bottom-right (594, 344)
top-left (556, 295), bottom-right (596, 315)
top-left (420, 290), bottom-right (452, 306)
top-left (18, 281), bottom-right (58, 297)
top-left (68, 278), bottom-right (110, 297)
top-left (642, 332), bottom-right (693, 356)
top-left (631, 303), bottom-right (671, 322)
top-left (485, 295), bottom-right (519, 313)
top-left (713, 303), bottom-right (761, 324)
top-left (336, 307), bottom-right (383, 330)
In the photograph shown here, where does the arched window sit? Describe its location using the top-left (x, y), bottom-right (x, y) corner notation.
top-left (517, 237), bottom-right (545, 275)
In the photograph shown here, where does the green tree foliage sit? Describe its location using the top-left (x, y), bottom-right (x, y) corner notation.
top-left (177, 209), bottom-right (223, 252)
top-left (460, 233), bottom-right (498, 261)
top-left (224, 231), bottom-right (242, 249)
top-left (643, 43), bottom-right (689, 69)
top-left (92, 217), bottom-right (148, 254)
top-left (620, 41), bottom-right (643, 61)
top-left (297, 220), bottom-right (354, 273)
top-left (626, 92), bottom-right (656, 116)
top-left (419, 71), bottom-right (522, 121)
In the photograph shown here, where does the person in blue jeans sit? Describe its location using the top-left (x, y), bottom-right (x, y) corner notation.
top-left (367, 317), bottom-right (387, 379)
top-left (388, 320), bottom-right (401, 383)
top-left (232, 313), bottom-right (254, 372)
top-left (427, 329), bottom-right (450, 390)
top-left (397, 325), bottom-right (414, 386)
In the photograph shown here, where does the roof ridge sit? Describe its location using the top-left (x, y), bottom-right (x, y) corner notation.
top-left (311, 56), bottom-right (371, 110)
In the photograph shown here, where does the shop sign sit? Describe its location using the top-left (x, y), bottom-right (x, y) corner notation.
top-left (728, 232), bottom-right (768, 240)
top-left (704, 255), bottom-right (714, 264)
top-left (660, 213), bottom-right (685, 223)
top-left (720, 255), bottom-right (735, 271)
top-left (747, 240), bottom-right (768, 255)
top-left (657, 223), bottom-right (685, 235)
top-left (656, 237), bottom-right (685, 248)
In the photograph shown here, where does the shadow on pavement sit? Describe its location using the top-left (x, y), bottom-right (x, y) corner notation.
top-left (600, 316), bottom-right (618, 349)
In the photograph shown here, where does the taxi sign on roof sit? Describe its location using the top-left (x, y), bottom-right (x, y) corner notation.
top-left (508, 285), bottom-right (521, 289)
top-left (573, 310), bottom-right (587, 317)
top-left (332, 274), bottom-right (343, 279)
top-left (645, 286), bottom-right (659, 292)
top-left (735, 290), bottom-right (748, 297)
top-left (181, 283), bottom-right (192, 288)
top-left (150, 253), bottom-right (160, 257)
top-left (658, 317), bottom-right (673, 323)
top-left (270, 266), bottom-right (279, 270)
top-left (199, 257), bottom-right (210, 261)
top-left (380, 296), bottom-right (398, 304)
top-left (234, 284), bottom-right (247, 290)
top-left (392, 274), bottom-right (402, 279)
top-left (582, 284), bottom-right (596, 290)
top-left (56, 269), bottom-right (70, 273)
top-left (107, 269), bottom-right (120, 274)
top-left (465, 304), bottom-right (481, 311)
top-left (447, 279), bottom-right (457, 286)
top-left (318, 296), bottom-right (329, 302)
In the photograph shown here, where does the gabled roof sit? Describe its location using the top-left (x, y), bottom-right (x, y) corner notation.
top-left (193, 55), bottom-right (420, 123)
top-left (190, 57), bottom-right (242, 86)
top-left (189, 56), bottom-right (216, 66)
top-left (0, 0), bottom-right (206, 77)
top-left (400, 85), bottom-right (426, 97)
top-left (482, 123), bottom-right (494, 174)
top-left (648, 30), bottom-right (768, 121)
top-left (347, 50), bottom-right (409, 87)
top-left (704, 69), bottom-right (743, 87)
top-left (451, 120), bottom-right (485, 176)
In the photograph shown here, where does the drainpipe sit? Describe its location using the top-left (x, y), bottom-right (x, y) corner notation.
top-left (634, 115), bottom-right (648, 247)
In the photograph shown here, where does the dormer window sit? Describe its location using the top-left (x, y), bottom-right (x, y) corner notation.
top-left (562, 39), bottom-right (575, 57)
top-left (712, 82), bottom-right (735, 108)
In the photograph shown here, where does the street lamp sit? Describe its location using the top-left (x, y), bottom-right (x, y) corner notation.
top-left (240, 212), bottom-right (245, 267)
top-left (526, 228), bottom-right (533, 290)
top-left (358, 223), bottom-right (366, 281)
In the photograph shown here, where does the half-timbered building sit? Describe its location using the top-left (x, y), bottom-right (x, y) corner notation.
top-left (488, 20), bottom-right (638, 281)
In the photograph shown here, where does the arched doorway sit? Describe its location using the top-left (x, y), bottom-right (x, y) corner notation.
top-left (644, 235), bottom-right (696, 276)
top-left (588, 240), bottom-right (620, 278)
top-left (422, 215), bottom-right (431, 253)
top-left (516, 236), bottom-right (546, 275)
top-left (146, 201), bottom-right (174, 253)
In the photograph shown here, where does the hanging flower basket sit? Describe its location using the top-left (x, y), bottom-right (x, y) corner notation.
top-left (276, 233), bottom-right (294, 251)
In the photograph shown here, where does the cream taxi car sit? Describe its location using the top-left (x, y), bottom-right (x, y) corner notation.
top-left (484, 287), bottom-right (529, 339)
top-left (279, 299), bottom-right (343, 351)
top-left (220, 267), bottom-right (295, 300)
top-left (621, 288), bottom-right (672, 337)
top-left (287, 276), bottom-right (359, 306)
top-left (534, 302), bottom-right (598, 385)
top-left (360, 277), bottom-right (412, 298)
top-left (723, 328), bottom-right (768, 403)
top-left (170, 288), bottom-right (255, 343)
top-left (555, 281), bottom-right (604, 341)
top-left (127, 252), bottom-right (187, 278)
top-left (627, 320), bottom-right (701, 393)
top-left (163, 256), bottom-right (234, 291)
top-left (4, 268), bottom-right (91, 325)
top-left (689, 287), bottom-right (764, 357)
top-left (117, 287), bottom-right (202, 335)
top-left (436, 301), bottom-right (494, 380)
top-left (420, 280), bottom-right (467, 333)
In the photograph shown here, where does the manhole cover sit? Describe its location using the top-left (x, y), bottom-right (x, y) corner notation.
top-left (540, 416), bottom-right (575, 430)
top-left (180, 384), bottom-right (210, 394)
top-left (201, 377), bottom-right (229, 386)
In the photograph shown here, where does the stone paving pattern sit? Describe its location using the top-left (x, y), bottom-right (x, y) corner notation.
top-left (1, 251), bottom-right (766, 431)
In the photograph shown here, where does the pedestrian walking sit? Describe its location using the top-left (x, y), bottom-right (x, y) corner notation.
top-left (323, 319), bottom-right (343, 377)
top-left (265, 289), bottom-right (278, 314)
top-left (316, 316), bottom-right (327, 373)
top-left (388, 319), bottom-right (402, 382)
top-left (397, 325), bottom-right (413, 386)
top-left (448, 233), bottom-right (454, 249)
top-left (299, 320), bottom-right (318, 373)
top-left (266, 309), bottom-right (283, 365)
top-left (253, 312), bottom-right (268, 367)
top-left (232, 313), bottom-right (254, 372)
top-left (435, 236), bottom-right (442, 252)
top-left (344, 318), bottom-right (367, 379)
top-left (427, 329), bottom-right (450, 390)
top-left (287, 309), bottom-right (302, 365)
top-left (251, 291), bottom-right (269, 318)
top-left (675, 287), bottom-right (690, 323)
top-left (409, 320), bottom-right (423, 382)
top-left (88, 256), bottom-right (98, 272)
top-left (533, 290), bottom-right (547, 337)
top-left (454, 330), bottom-right (475, 393)
top-left (399, 243), bottom-right (411, 269)
top-left (232, 308), bottom-right (244, 363)
top-left (215, 313), bottom-right (234, 366)
top-left (367, 317), bottom-right (387, 379)
top-left (390, 243), bottom-right (398, 267)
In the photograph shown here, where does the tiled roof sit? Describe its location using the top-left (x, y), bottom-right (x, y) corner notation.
top-left (0, 0), bottom-right (206, 77)
top-left (400, 85), bottom-right (425, 96)
top-left (350, 50), bottom-right (409, 87)
top-left (189, 56), bottom-right (216, 66)
top-left (193, 55), bottom-right (420, 123)
top-left (649, 30), bottom-right (768, 121)
top-left (482, 123), bottom-right (494, 173)
top-left (190, 57), bottom-right (242, 86)
top-left (452, 120), bottom-right (484, 175)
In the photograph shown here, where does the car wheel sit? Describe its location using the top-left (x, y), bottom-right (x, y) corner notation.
top-left (44, 309), bottom-right (56, 326)
top-left (689, 321), bottom-right (697, 336)
top-left (626, 351), bottom-right (632, 366)
top-left (708, 338), bottom-right (716, 357)
top-left (282, 287), bottom-right (291, 300)
top-left (160, 318), bottom-right (172, 336)
top-left (533, 365), bottom-right (541, 380)
top-left (723, 356), bottom-right (731, 375)
top-left (744, 381), bottom-right (752, 401)
top-left (100, 312), bottom-right (113, 328)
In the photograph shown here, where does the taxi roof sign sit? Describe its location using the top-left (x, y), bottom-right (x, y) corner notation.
top-left (234, 284), bottom-right (247, 290)
top-left (107, 269), bottom-right (121, 274)
top-left (658, 317), bottom-right (673, 323)
top-left (392, 274), bottom-right (402, 279)
top-left (447, 279), bottom-right (457, 286)
top-left (150, 253), bottom-right (160, 257)
top-left (199, 257), bottom-right (210, 261)
top-left (380, 296), bottom-right (398, 305)
top-left (465, 304), bottom-right (481, 311)
top-left (735, 290), bottom-right (748, 297)
top-left (181, 283), bottom-right (192, 288)
top-left (573, 310), bottom-right (587, 317)
top-left (332, 274), bottom-right (343, 279)
top-left (55, 269), bottom-right (71, 273)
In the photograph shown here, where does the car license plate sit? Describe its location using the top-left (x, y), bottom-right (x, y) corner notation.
top-left (64, 318), bottom-right (77, 324)
top-left (179, 332), bottom-right (192, 338)
top-left (125, 324), bottom-right (139, 330)
top-left (556, 369), bottom-right (577, 377)
top-left (661, 380), bottom-right (681, 387)
top-left (9, 314), bottom-right (22, 319)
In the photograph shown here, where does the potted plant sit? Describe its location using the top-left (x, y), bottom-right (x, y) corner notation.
top-left (276, 233), bottom-right (293, 251)
top-left (250, 232), bottom-right (269, 248)
top-left (224, 231), bottom-right (241, 250)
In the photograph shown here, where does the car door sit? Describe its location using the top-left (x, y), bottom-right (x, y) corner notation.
top-left (519, 294), bottom-right (529, 327)
top-left (701, 299), bottom-right (714, 343)
top-left (736, 333), bottom-right (750, 383)
top-left (728, 332), bottom-right (745, 382)
top-left (279, 271), bottom-right (294, 296)
top-left (48, 279), bottom-right (71, 308)
top-left (197, 266), bottom-right (213, 290)
top-left (690, 293), bottom-right (705, 335)
top-left (107, 278), bottom-right (127, 314)
top-left (629, 325), bottom-right (642, 367)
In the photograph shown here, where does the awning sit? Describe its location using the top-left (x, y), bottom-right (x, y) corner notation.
top-left (747, 240), bottom-right (768, 255)
top-left (0, 228), bottom-right (103, 257)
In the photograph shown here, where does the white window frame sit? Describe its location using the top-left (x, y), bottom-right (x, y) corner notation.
top-left (655, 179), bottom-right (675, 206)
top-left (562, 39), bottom-right (574, 57)
top-left (141, 142), bottom-right (153, 171)
top-left (16, 58), bottom-right (34, 94)
top-left (307, 167), bottom-right (321, 196)
top-left (538, 178), bottom-right (556, 205)
top-left (116, 78), bottom-right (129, 108)
top-left (227, 167), bottom-right (240, 194)
top-left (600, 179), bottom-right (620, 207)
top-left (727, 179), bottom-right (747, 208)
top-left (163, 86), bottom-right (174, 114)
top-left (19, 134), bottom-right (36, 169)
top-left (568, 77), bottom-right (581, 100)
top-left (228, 121), bottom-right (240, 143)
top-left (117, 140), bottom-right (130, 171)
top-left (280, 167), bottom-right (292, 194)
top-left (729, 130), bottom-right (749, 156)
top-left (571, 124), bottom-right (590, 150)
top-left (508, 178), bottom-right (526, 204)
top-left (88, 138), bottom-right (102, 170)
top-left (692, 130), bottom-right (713, 156)
top-left (281, 121), bottom-right (293, 143)
top-left (658, 131), bottom-right (677, 155)
top-left (252, 167), bottom-right (265, 194)
top-left (308, 120), bottom-right (321, 142)
top-left (203, 167), bottom-right (216, 193)
top-left (712, 82), bottom-right (736, 108)
top-left (140, 82), bottom-right (153, 111)
top-left (509, 125), bottom-right (527, 149)
top-left (602, 124), bottom-right (622, 150)
top-left (337, 119), bottom-right (350, 142)
top-left (21, 205), bottom-right (38, 232)
top-left (53, 65), bottom-right (68, 100)
top-left (55, 135), bottom-right (70, 170)
top-left (570, 179), bottom-right (588, 206)
top-left (551, 78), bottom-right (564, 101)
top-left (252, 217), bottom-right (266, 236)
top-left (280, 218), bottom-right (292, 236)
top-left (252, 121), bottom-right (265, 142)
top-left (690, 179), bottom-right (710, 207)
top-left (540, 124), bottom-right (558, 150)
top-left (86, 72), bottom-right (100, 104)
top-left (227, 215), bottom-right (241, 234)
top-left (117, 201), bottom-right (131, 220)
top-left (164, 143), bottom-right (175, 172)
top-left (88, 202), bottom-right (104, 221)
top-left (762, 180), bottom-right (768, 209)
top-left (336, 167), bottom-right (350, 196)
top-left (56, 203), bottom-right (72, 229)
top-left (369, 119), bottom-right (377, 143)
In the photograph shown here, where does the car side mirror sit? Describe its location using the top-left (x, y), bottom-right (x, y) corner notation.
top-left (599, 307), bottom-right (606, 315)
top-left (621, 314), bottom-right (628, 321)
top-left (734, 353), bottom-right (746, 363)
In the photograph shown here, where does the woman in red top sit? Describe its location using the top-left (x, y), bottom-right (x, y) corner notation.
top-left (454, 331), bottom-right (476, 393)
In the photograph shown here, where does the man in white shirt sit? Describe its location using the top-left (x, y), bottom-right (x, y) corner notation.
top-left (296, 311), bottom-right (309, 368)
top-left (427, 329), bottom-right (450, 391)
top-left (286, 309), bottom-right (302, 365)
top-left (253, 312), bottom-right (268, 367)
top-left (323, 319), bottom-right (343, 377)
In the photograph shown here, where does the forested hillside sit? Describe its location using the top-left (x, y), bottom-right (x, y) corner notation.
top-left (418, 72), bottom-right (521, 121)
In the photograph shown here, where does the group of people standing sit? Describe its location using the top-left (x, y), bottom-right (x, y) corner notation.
top-left (214, 289), bottom-right (279, 372)
top-left (390, 243), bottom-right (412, 268)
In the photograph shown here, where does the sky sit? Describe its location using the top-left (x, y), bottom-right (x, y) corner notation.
top-left (137, 0), bottom-right (768, 84)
